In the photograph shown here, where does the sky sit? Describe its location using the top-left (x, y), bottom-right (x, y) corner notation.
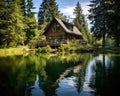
top-left (57, 0), bottom-right (90, 18)
top-left (33, 0), bottom-right (91, 28)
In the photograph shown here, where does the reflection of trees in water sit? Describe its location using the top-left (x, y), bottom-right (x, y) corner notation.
top-left (0, 56), bottom-right (27, 96)
top-left (89, 54), bottom-right (120, 96)
top-left (0, 55), bottom-right (45, 96)
top-left (3, 53), bottom-right (119, 96)
top-left (76, 54), bottom-right (93, 93)
top-left (37, 53), bottom-right (85, 96)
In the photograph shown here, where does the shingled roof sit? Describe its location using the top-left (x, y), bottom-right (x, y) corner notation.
top-left (55, 17), bottom-right (82, 36)
top-left (44, 17), bottom-right (82, 36)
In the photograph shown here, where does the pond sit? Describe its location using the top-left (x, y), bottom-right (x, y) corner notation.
top-left (0, 53), bottom-right (120, 96)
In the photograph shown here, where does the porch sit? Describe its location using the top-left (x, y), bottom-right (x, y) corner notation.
top-left (37, 39), bottom-right (66, 47)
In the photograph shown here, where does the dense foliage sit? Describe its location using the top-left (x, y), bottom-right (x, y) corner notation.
top-left (38, 0), bottom-right (67, 36)
top-left (73, 2), bottom-right (92, 44)
top-left (1, 0), bottom-right (119, 48)
top-left (24, 0), bottom-right (38, 45)
top-left (0, 0), bottom-right (25, 47)
top-left (89, 0), bottom-right (120, 47)
top-left (0, 0), bottom-right (38, 48)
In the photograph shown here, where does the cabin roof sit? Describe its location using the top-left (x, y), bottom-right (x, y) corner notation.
top-left (44, 17), bottom-right (82, 36)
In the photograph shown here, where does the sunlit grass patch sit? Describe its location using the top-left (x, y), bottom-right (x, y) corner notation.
top-left (0, 46), bottom-right (28, 56)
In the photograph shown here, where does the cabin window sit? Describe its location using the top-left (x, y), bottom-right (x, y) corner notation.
top-left (56, 24), bottom-right (60, 32)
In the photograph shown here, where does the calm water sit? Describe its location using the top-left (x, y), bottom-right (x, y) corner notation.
top-left (0, 53), bottom-right (120, 96)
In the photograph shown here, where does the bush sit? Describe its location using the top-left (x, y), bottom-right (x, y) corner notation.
top-left (58, 44), bottom-right (73, 52)
top-left (37, 47), bottom-right (41, 53)
top-left (93, 39), bottom-right (102, 48)
top-left (77, 45), bottom-right (84, 50)
top-left (37, 45), bottom-right (51, 53)
top-left (58, 44), bottom-right (65, 52)
top-left (64, 44), bottom-right (71, 52)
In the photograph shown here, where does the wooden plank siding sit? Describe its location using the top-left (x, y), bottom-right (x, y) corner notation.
top-left (43, 19), bottom-right (66, 47)
top-left (37, 17), bottom-right (83, 47)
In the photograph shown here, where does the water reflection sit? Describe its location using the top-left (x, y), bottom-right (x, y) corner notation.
top-left (29, 75), bottom-right (45, 96)
top-left (0, 55), bottom-right (27, 96)
top-left (85, 54), bottom-right (120, 96)
top-left (0, 53), bottom-right (120, 96)
top-left (56, 76), bottom-right (78, 96)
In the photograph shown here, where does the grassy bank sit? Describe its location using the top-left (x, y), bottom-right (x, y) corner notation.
top-left (0, 46), bottom-right (28, 56)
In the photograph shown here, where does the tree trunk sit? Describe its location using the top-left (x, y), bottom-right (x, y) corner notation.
top-left (115, 35), bottom-right (120, 47)
top-left (102, 32), bottom-right (105, 48)
top-left (102, 20), bottom-right (106, 49)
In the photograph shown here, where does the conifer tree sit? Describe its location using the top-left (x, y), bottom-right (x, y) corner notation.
top-left (88, 0), bottom-right (120, 47)
top-left (109, 0), bottom-right (120, 47)
top-left (38, 0), bottom-right (59, 25)
top-left (0, 0), bottom-right (26, 47)
top-left (88, 0), bottom-right (109, 48)
top-left (38, 0), bottom-right (60, 35)
top-left (0, 0), bottom-right (8, 47)
top-left (73, 2), bottom-right (91, 44)
top-left (12, 0), bottom-right (26, 46)
top-left (24, 0), bottom-right (38, 44)
top-left (20, 0), bottom-right (26, 16)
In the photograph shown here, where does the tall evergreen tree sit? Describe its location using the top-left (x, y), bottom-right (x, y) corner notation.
top-left (108, 0), bottom-right (120, 47)
top-left (88, 0), bottom-right (111, 48)
top-left (113, 0), bottom-right (120, 47)
top-left (38, 0), bottom-right (61, 35)
top-left (88, 0), bottom-right (120, 47)
top-left (38, 0), bottom-right (59, 25)
top-left (0, 0), bottom-right (9, 47)
top-left (20, 0), bottom-right (26, 16)
top-left (11, 0), bottom-right (26, 46)
top-left (73, 2), bottom-right (91, 44)
top-left (46, 0), bottom-right (59, 21)
top-left (0, 0), bottom-right (26, 47)
top-left (24, 0), bottom-right (38, 44)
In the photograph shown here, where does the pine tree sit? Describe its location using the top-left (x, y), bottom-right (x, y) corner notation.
top-left (0, 0), bottom-right (8, 47)
top-left (20, 0), bottom-right (26, 16)
top-left (11, 0), bottom-right (26, 46)
top-left (38, 0), bottom-right (46, 25)
top-left (38, 0), bottom-right (60, 35)
top-left (24, 0), bottom-right (38, 45)
top-left (46, 0), bottom-right (59, 21)
top-left (113, 0), bottom-right (120, 47)
top-left (0, 0), bottom-right (26, 47)
top-left (88, 0), bottom-right (110, 48)
top-left (108, 0), bottom-right (120, 47)
top-left (38, 0), bottom-right (59, 25)
top-left (73, 2), bottom-right (91, 44)
top-left (88, 0), bottom-right (120, 47)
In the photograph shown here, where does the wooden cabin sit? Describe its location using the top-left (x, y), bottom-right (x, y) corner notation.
top-left (42, 17), bottom-right (83, 47)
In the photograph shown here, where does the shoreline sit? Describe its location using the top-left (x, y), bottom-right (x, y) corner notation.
top-left (0, 47), bottom-right (120, 57)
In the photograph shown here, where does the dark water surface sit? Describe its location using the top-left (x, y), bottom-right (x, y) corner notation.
top-left (0, 53), bottom-right (120, 96)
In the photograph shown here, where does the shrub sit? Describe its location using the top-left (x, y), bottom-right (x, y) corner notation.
top-left (58, 44), bottom-right (65, 52)
top-left (37, 45), bottom-right (51, 53)
top-left (37, 47), bottom-right (41, 53)
top-left (77, 45), bottom-right (84, 50)
top-left (64, 44), bottom-right (71, 52)
top-left (58, 44), bottom-right (73, 52)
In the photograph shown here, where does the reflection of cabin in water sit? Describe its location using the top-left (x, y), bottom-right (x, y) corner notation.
top-left (39, 17), bottom-right (83, 47)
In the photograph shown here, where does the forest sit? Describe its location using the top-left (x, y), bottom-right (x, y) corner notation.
top-left (0, 0), bottom-right (120, 49)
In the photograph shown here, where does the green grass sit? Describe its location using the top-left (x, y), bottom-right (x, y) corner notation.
top-left (0, 46), bottom-right (28, 56)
